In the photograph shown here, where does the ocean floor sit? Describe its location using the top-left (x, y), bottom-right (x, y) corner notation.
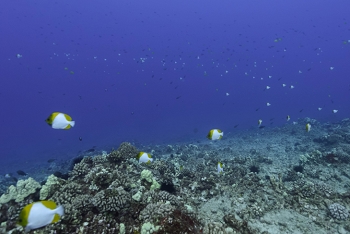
top-left (1, 117), bottom-right (350, 233)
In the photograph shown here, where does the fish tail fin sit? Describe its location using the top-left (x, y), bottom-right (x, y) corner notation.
top-left (69, 121), bottom-right (75, 127)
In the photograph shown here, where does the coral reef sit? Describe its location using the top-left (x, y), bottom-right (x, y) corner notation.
top-left (0, 177), bottom-right (41, 203)
top-left (1, 119), bottom-right (350, 233)
top-left (329, 203), bottom-right (349, 220)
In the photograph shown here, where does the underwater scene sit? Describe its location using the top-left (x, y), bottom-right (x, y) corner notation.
top-left (1, 0), bottom-right (350, 233)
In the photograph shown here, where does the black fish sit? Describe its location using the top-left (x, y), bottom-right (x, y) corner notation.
top-left (17, 170), bottom-right (27, 176)
top-left (176, 96), bottom-right (181, 99)
top-left (79, 137), bottom-right (82, 141)
top-left (299, 109), bottom-right (303, 113)
top-left (86, 148), bottom-right (95, 153)
top-left (53, 171), bottom-right (69, 180)
top-left (234, 125), bottom-right (239, 128)
top-left (259, 126), bottom-right (266, 129)
top-left (47, 159), bottom-right (56, 163)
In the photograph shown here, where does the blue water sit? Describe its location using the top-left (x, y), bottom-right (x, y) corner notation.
top-left (0, 0), bottom-right (349, 175)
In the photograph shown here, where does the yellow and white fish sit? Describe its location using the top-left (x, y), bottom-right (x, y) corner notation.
top-left (332, 110), bottom-right (338, 113)
top-left (207, 129), bottom-right (223, 140)
top-left (217, 162), bottom-right (223, 174)
top-left (46, 112), bottom-right (75, 130)
top-left (137, 152), bottom-right (153, 164)
top-left (266, 102), bottom-right (271, 106)
top-left (286, 115), bottom-right (290, 121)
top-left (18, 200), bottom-right (64, 232)
top-left (306, 123), bottom-right (311, 132)
top-left (258, 119), bottom-right (262, 126)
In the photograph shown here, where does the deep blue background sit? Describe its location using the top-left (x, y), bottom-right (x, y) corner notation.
top-left (0, 0), bottom-right (349, 174)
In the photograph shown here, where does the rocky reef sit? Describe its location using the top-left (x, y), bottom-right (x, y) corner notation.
top-left (1, 118), bottom-right (350, 233)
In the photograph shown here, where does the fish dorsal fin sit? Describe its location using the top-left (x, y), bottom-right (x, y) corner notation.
top-left (52, 214), bottom-right (60, 223)
top-left (41, 200), bottom-right (57, 210)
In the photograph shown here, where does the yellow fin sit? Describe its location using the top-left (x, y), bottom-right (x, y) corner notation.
top-left (41, 200), bottom-right (57, 210)
top-left (52, 214), bottom-right (61, 223)
top-left (64, 114), bottom-right (72, 121)
top-left (64, 125), bottom-right (71, 130)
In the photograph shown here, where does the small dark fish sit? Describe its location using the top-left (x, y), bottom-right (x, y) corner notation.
top-left (47, 159), bottom-right (56, 163)
top-left (86, 148), bottom-right (95, 153)
top-left (299, 109), bottom-right (303, 113)
top-left (53, 171), bottom-right (69, 180)
top-left (176, 96), bottom-right (181, 99)
top-left (17, 170), bottom-right (27, 176)
top-left (79, 137), bottom-right (82, 141)
top-left (53, 171), bottom-right (63, 177)
top-left (255, 108), bottom-right (260, 111)
top-left (259, 126), bottom-right (266, 129)
top-left (234, 124), bottom-right (239, 128)
top-left (131, 112), bottom-right (134, 115)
